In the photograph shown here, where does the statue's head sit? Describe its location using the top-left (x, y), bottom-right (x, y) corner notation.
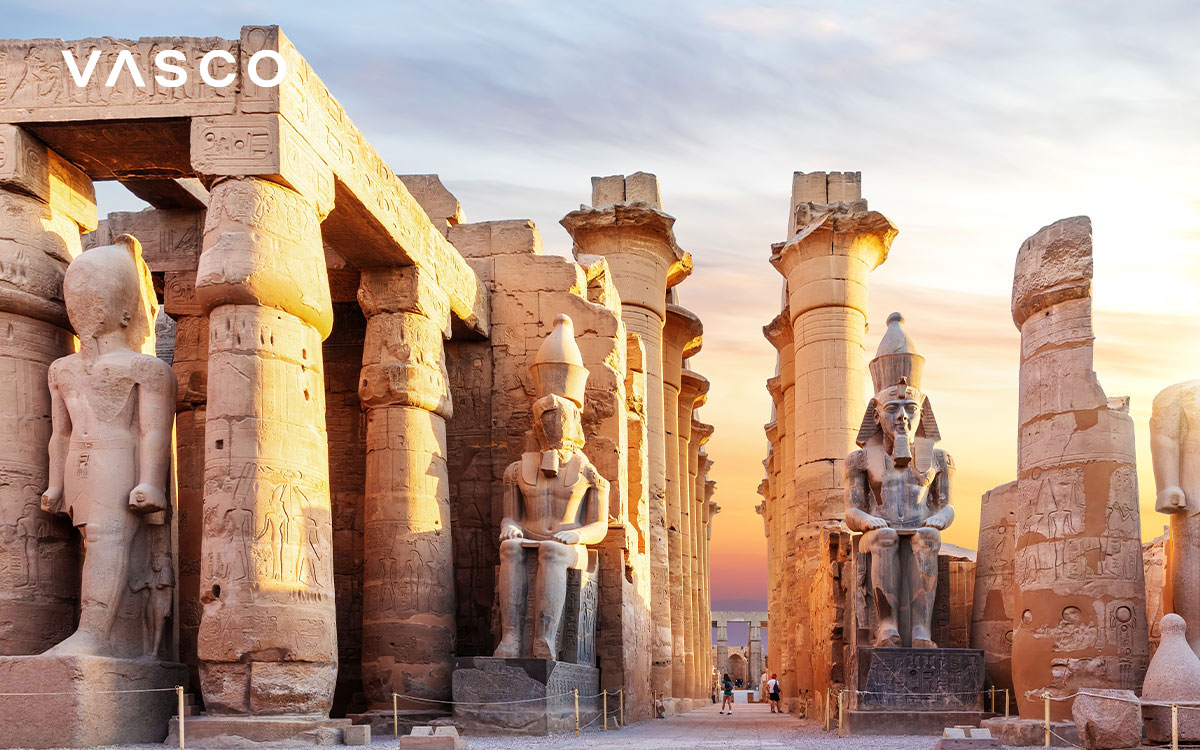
top-left (533, 394), bottom-right (585, 452)
top-left (64, 235), bottom-right (156, 360)
top-left (856, 313), bottom-right (940, 463)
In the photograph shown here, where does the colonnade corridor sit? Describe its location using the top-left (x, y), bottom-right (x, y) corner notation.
top-left (438, 703), bottom-right (983, 749)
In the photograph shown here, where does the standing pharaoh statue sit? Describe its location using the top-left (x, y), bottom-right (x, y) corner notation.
top-left (845, 313), bottom-right (954, 648)
top-left (40, 235), bottom-right (176, 658)
top-left (495, 314), bottom-right (609, 660)
top-left (1151, 380), bottom-right (1200, 656)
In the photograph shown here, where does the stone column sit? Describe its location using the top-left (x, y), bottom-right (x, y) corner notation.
top-left (762, 311), bottom-right (795, 698)
top-left (1009, 216), bottom-right (1147, 719)
top-left (358, 266), bottom-right (455, 713)
top-left (165, 271), bottom-right (209, 686)
top-left (971, 480), bottom-right (1017, 694)
top-left (561, 174), bottom-right (691, 698)
top-left (694, 434), bottom-right (714, 692)
top-left (768, 173), bottom-right (895, 712)
top-left (679, 369), bottom-right (708, 699)
top-left (748, 624), bottom-right (763, 687)
top-left (715, 622), bottom-right (728, 682)
top-left (0, 126), bottom-right (94, 654)
top-left (663, 305), bottom-right (702, 698)
top-left (195, 177), bottom-right (339, 717)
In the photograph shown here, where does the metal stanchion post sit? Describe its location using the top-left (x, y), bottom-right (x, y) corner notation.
top-left (574, 688), bottom-right (580, 738)
top-left (620, 688), bottom-right (624, 726)
top-left (1043, 692), bottom-right (1050, 748)
top-left (603, 690), bottom-right (608, 731)
top-left (1172, 704), bottom-right (1179, 750)
top-left (1004, 689), bottom-right (1009, 718)
top-left (176, 685), bottom-right (185, 750)
top-left (825, 689), bottom-right (831, 731)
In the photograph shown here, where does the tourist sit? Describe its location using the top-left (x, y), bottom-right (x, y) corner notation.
top-left (719, 673), bottom-right (734, 714)
top-left (766, 673), bottom-right (781, 713)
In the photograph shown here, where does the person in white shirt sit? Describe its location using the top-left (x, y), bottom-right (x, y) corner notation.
top-left (766, 674), bottom-right (781, 713)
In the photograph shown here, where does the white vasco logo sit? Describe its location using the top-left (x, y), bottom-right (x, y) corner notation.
top-left (60, 49), bottom-right (287, 89)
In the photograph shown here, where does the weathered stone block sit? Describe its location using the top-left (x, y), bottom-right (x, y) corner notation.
top-left (854, 648), bottom-right (985, 711)
top-left (0, 654), bottom-right (187, 748)
top-left (452, 657), bottom-right (599, 735)
top-left (1070, 689), bottom-right (1141, 749)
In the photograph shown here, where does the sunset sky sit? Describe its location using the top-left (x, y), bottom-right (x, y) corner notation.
top-left (9, 0), bottom-right (1200, 613)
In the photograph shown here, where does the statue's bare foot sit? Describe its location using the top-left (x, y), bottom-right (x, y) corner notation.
top-left (45, 630), bottom-right (105, 657)
top-left (493, 636), bottom-right (520, 658)
top-left (874, 629), bottom-right (902, 648)
top-left (531, 638), bottom-right (556, 660)
top-left (912, 638), bottom-right (937, 649)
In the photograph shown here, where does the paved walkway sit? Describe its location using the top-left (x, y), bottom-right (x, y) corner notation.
top-left (450, 702), bottom-right (990, 749)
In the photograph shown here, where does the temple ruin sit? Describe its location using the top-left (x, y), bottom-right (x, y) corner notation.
top-left (0, 28), bottom-right (718, 747)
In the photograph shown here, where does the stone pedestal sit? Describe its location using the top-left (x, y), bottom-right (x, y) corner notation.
top-left (980, 717), bottom-right (1080, 747)
top-left (493, 547), bottom-right (599, 665)
top-left (1143, 701), bottom-right (1200, 744)
top-left (845, 648), bottom-right (990, 735)
top-left (452, 657), bottom-right (600, 735)
top-left (0, 654), bottom-right (186, 748)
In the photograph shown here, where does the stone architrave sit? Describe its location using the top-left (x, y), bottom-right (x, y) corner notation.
top-left (844, 313), bottom-right (954, 649)
top-left (663, 304), bottom-right (702, 697)
top-left (0, 125), bottom-right (94, 655)
top-left (1009, 216), bottom-right (1148, 720)
top-left (971, 480), bottom-right (1017, 692)
top-left (194, 177), bottom-right (339, 719)
top-left (680, 369), bottom-right (709, 697)
top-left (1150, 380), bottom-right (1200, 656)
top-left (358, 265), bottom-right (457, 713)
top-left (768, 172), bottom-right (895, 715)
top-left (561, 174), bottom-right (691, 698)
top-left (494, 314), bottom-right (610, 659)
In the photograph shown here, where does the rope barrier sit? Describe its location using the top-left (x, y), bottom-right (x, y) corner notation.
top-left (0, 686), bottom-right (180, 696)
top-left (391, 691), bottom-right (579, 705)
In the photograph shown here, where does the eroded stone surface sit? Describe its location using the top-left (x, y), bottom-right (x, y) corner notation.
top-left (971, 480), bottom-right (1017, 692)
top-left (1070, 689), bottom-right (1141, 750)
top-left (1009, 217), bottom-right (1148, 720)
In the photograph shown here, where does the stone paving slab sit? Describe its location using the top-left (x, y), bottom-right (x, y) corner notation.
top-left (10, 702), bottom-right (1046, 749)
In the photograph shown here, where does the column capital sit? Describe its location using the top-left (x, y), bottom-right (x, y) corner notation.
top-left (1011, 215), bottom-right (1092, 328)
top-left (561, 203), bottom-right (692, 317)
top-left (679, 370), bottom-right (710, 413)
top-left (693, 420), bottom-right (714, 448)
top-left (663, 304), bottom-right (703, 389)
top-left (769, 204), bottom-right (896, 279)
top-left (763, 310), bottom-right (792, 351)
top-left (358, 265), bottom-right (451, 336)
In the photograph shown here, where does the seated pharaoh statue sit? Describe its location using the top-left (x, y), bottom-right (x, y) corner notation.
top-left (40, 235), bottom-right (177, 658)
top-left (494, 314), bottom-right (609, 660)
top-left (845, 312), bottom-right (954, 649)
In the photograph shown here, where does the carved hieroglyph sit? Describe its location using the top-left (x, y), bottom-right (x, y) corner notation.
top-left (195, 177), bottom-right (338, 716)
top-left (561, 174), bottom-right (691, 698)
top-left (41, 235), bottom-right (176, 659)
top-left (1150, 380), bottom-right (1200, 657)
top-left (1009, 216), bottom-right (1148, 720)
top-left (844, 313), bottom-right (954, 649)
top-left (495, 315), bottom-right (610, 659)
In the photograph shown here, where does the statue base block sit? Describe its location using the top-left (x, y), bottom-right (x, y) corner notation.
top-left (165, 715), bottom-right (353, 747)
top-left (853, 647), bottom-right (987, 710)
top-left (0, 654), bottom-right (187, 748)
top-left (346, 708), bottom-right (449, 735)
top-left (451, 657), bottom-right (599, 735)
top-left (980, 717), bottom-right (1080, 747)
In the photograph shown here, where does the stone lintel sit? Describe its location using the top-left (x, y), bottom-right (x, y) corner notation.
top-left (0, 124), bottom-right (96, 230)
top-left (85, 208), bottom-right (203, 272)
top-left (121, 177), bottom-right (210, 210)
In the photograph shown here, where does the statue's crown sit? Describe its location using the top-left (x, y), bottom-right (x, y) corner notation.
top-left (531, 314), bottom-right (588, 408)
top-left (868, 312), bottom-right (925, 395)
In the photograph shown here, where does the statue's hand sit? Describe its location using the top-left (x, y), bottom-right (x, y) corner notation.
top-left (41, 486), bottom-right (63, 514)
top-left (129, 483), bottom-right (167, 514)
top-left (923, 515), bottom-right (948, 530)
top-left (1157, 486), bottom-right (1187, 513)
top-left (862, 514), bottom-right (889, 530)
top-left (552, 529), bottom-right (582, 544)
top-left (499, 524), bottom-right (524, 541)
